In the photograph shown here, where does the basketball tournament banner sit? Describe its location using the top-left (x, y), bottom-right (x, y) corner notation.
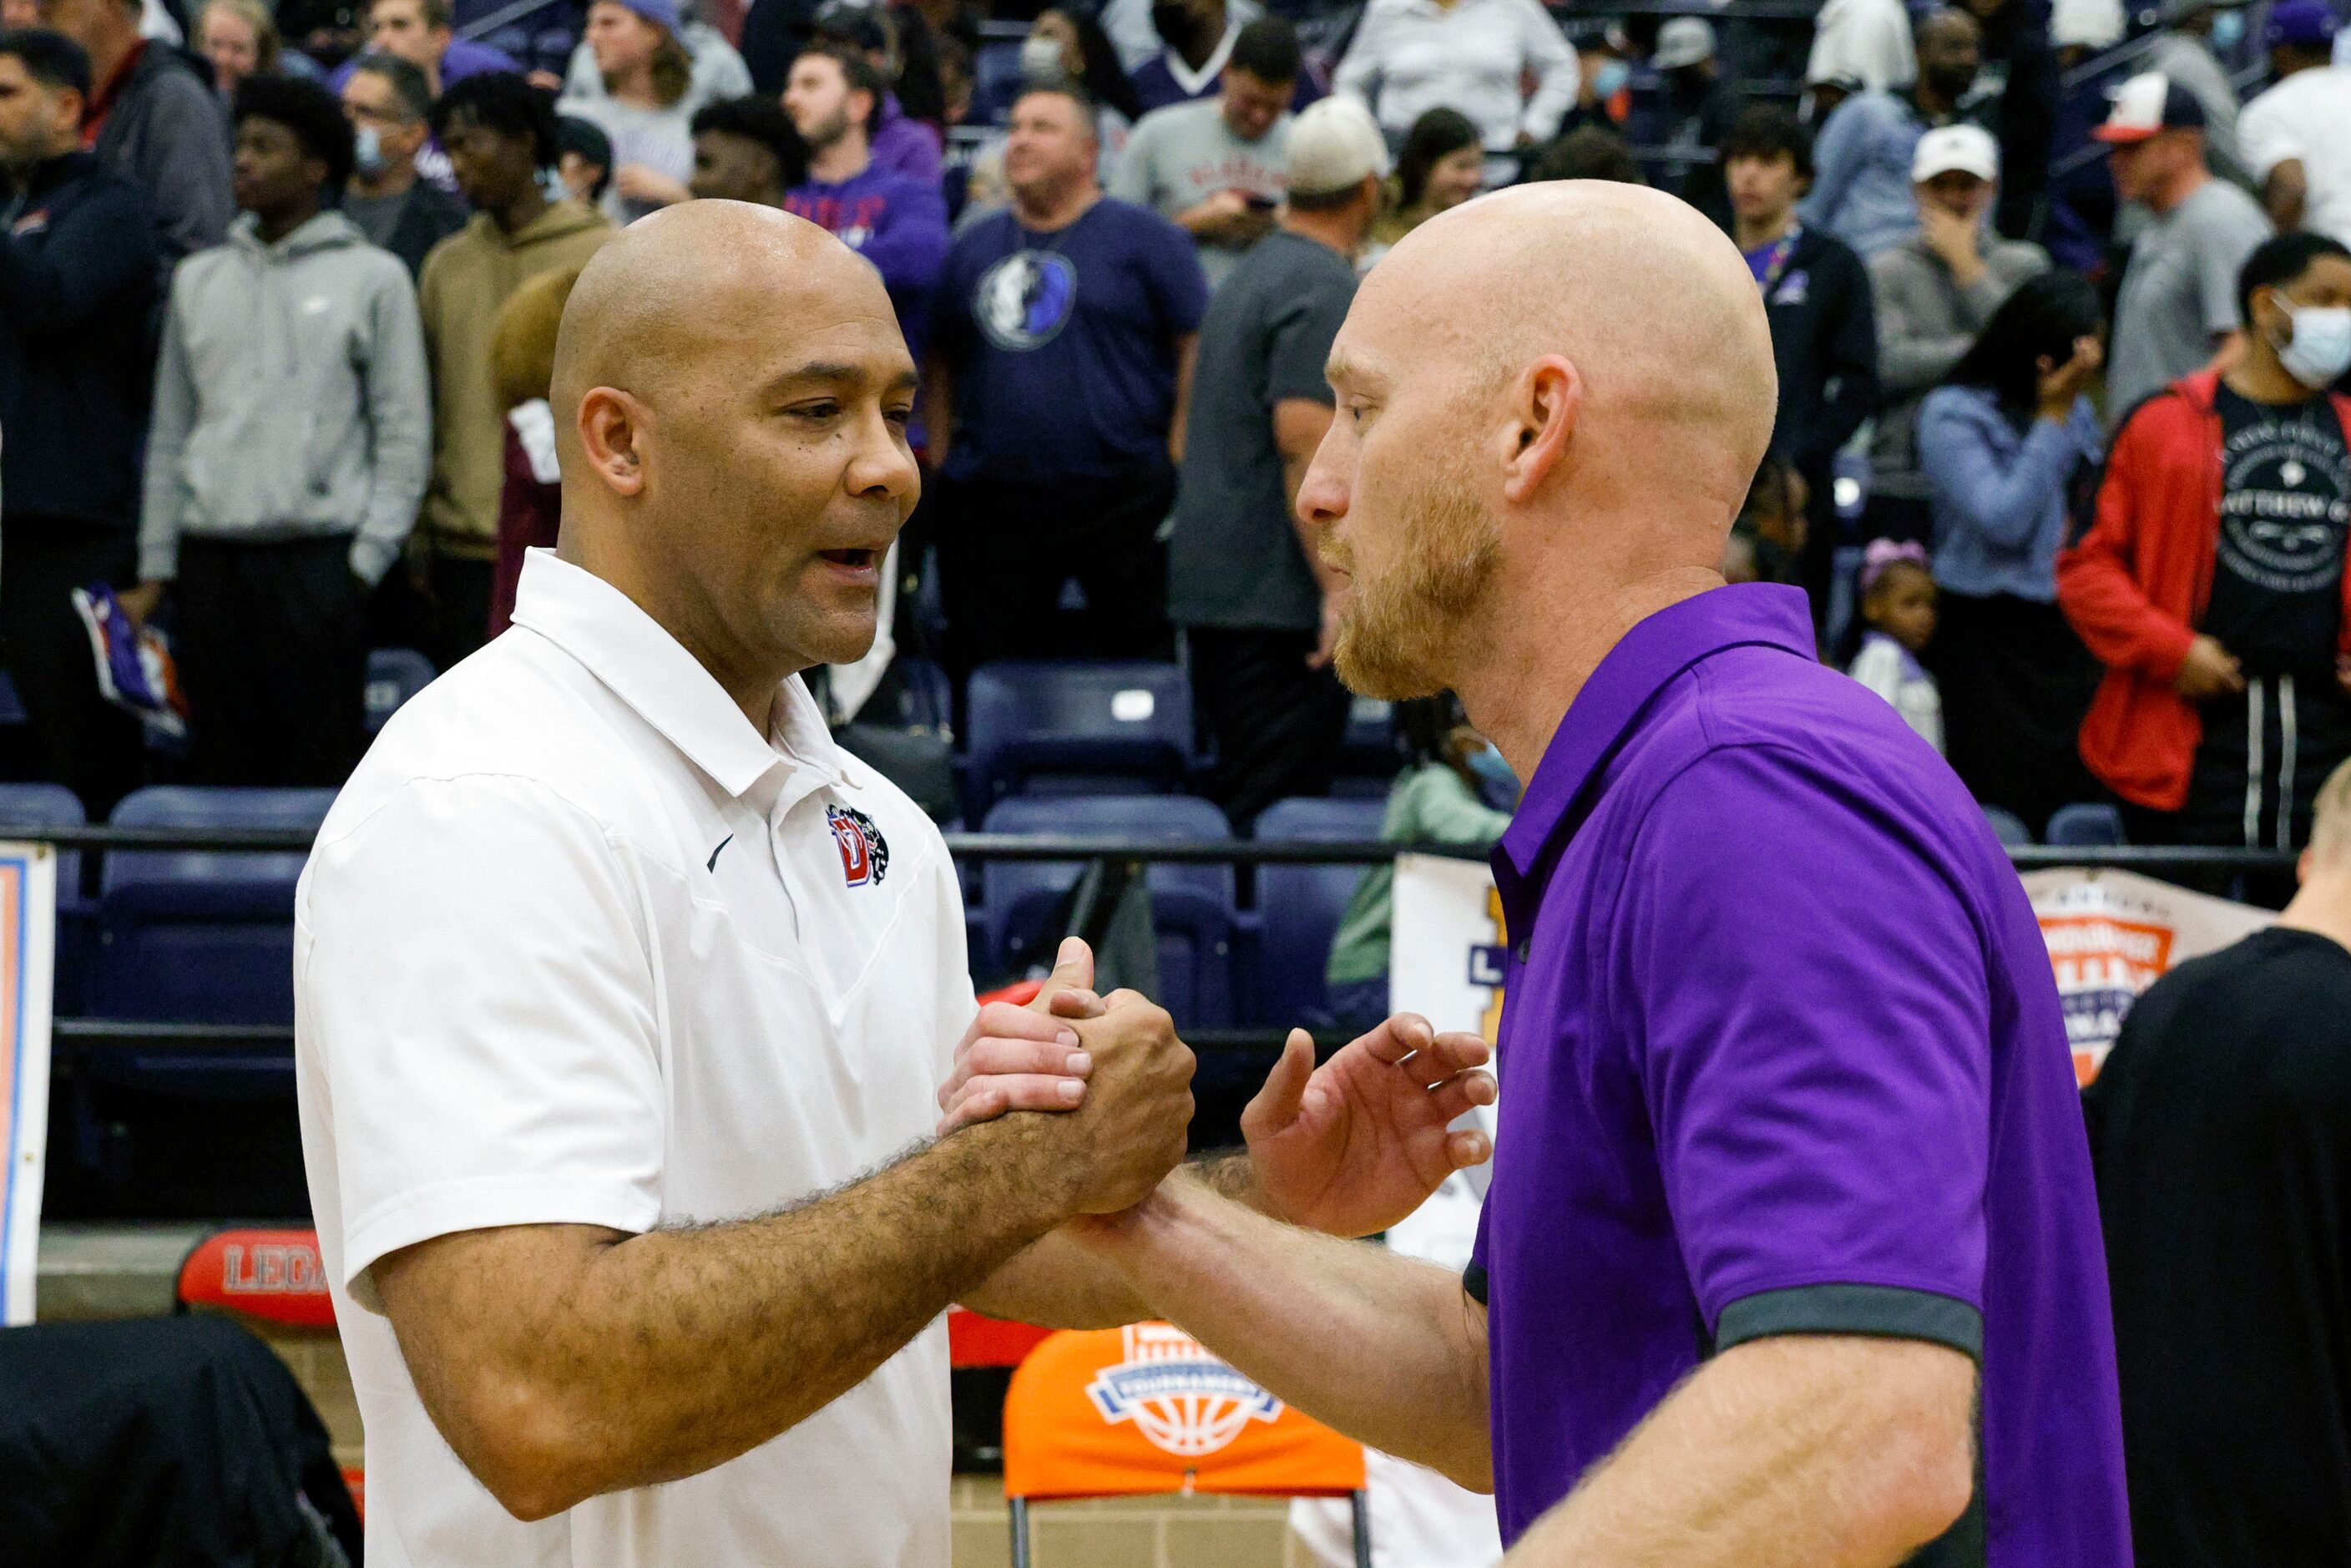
top-left (2023, 867), bottom-right (2270, 1085)
top-left (0, 842), bottom-right (57, 1326)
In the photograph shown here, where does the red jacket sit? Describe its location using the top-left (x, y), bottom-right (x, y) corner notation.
top-left (2055, 371), bottom-right (2351, 810)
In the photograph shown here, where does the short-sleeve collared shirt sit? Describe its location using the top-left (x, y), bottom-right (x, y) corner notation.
top-left (1468, 584), bottom-right (2130, 1565)
top-left (294, 549), bottom-right (973, 1566)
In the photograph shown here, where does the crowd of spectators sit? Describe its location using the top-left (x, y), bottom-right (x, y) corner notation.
top-left (2, 0), bottom-right (2351, 863)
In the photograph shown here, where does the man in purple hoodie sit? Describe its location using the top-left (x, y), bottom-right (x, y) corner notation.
top-left (328, 0), bottom-right (517, 94)
top-left (781, 43), bottom-right (948, 360)
top-left (811, 0), bottom-right (942, 186)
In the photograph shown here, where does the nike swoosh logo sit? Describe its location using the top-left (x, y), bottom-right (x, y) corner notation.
top-left (706, 834), bottom-right (733, 873)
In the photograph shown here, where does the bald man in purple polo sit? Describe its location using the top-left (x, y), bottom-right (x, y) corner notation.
top-left (989, 181), bottom-right (2132, 1566)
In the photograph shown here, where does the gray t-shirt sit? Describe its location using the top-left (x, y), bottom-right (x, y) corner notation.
top-left (341, 189), bottom-right (407, 250)
top-left (1167, 229), bottom-right (1352, 630)
top-left (1110, 99), bottom-right (1292, 291)
top-left (2108, 179), bottom-right (2271, 423)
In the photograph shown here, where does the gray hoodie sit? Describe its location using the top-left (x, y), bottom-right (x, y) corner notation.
top-left (140, 210), bottom-right (430, 588)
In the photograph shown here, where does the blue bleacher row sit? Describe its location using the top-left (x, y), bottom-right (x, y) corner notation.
top-left (3, 647), bottom-right (2138, 1070)
top-left (0, 653), bottom-right (1408, 1052)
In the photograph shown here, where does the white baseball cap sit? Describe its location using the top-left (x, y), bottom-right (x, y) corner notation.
top-left (1287, 95), bottom-right (1390, 198)
top-left (1653, 17), bottom-right (1716, 70)
top-left (1911, 123), bottom-right (2000, 184)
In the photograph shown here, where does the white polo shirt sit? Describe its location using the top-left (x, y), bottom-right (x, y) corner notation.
top-left (294, 549), bottom-right (973, 1566)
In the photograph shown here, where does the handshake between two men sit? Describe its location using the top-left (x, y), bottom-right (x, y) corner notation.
top-left (360, 935), bottom-right (1499, 1530)
top-left (938, 934), bottom-right (1498, 1251)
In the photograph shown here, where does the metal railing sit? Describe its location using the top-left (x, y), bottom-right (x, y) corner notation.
top-left (14, 822), bottom-right (2300, 1056)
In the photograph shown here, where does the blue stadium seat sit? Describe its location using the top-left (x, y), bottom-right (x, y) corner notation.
top-left (365, 648), bottom-right (437, 735)
top-left (1251, 796), bottom-right (1387, 1029)
top-left (965, 661), bottom-right (1193, 807)
top-left (0, 783), bottom-right (92, 1014)
top-left (91, 787), bottom-right (334, 1043)
top-left (2046, 802), bottom-right (2126, 847)
top-left (968, 29), bottom-right (1029, 125)
top-left (980, 794), bottom-right (1234, 1028)
top-left (1982, 804), bottom-right (2034, 847)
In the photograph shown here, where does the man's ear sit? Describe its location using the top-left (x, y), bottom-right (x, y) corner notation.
top-left (577, 386), bottom-right (652, 498)
top-left (1500, 354), bottom-right (1580, 506)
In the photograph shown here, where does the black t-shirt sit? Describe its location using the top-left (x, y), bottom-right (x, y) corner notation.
top-left (2200, 385), bottom-right (2351, 675)
top-left (2085, 927), bottom-right (2351, 1567)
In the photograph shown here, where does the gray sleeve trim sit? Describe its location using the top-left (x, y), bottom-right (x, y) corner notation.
top-left (1714, 1284), bottom-right (1984, 1361)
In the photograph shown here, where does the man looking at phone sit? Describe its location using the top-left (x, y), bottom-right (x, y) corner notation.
top-left (1111, 17), bottom-right (1302, 291)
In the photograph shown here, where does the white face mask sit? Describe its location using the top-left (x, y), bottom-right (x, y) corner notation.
top-left (2277, 298), bottom-right (2351, 391)
top-left (1019, 33), bottom-right (1066, 84)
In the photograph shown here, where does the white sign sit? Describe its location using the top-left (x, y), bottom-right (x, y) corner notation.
top-left (0, 842), bottom-right (58, 1326)
top-left (2023, 867), bottom-right (2271, 1085)
top-left (1293, 854), bottom-right (1508, 1568)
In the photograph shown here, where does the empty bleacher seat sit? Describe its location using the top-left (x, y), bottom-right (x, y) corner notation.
top-left (91, 787), bottom-right (333, 1032)
top-left (364, 648), bottom-right (437, 735)
top-left (0, 781), bottom-right (91, 1013)
top-left (965, 661), bottom-right (1193, 808)
top-left (980, 794), bottom-right (1234, 1028)
top-left (1251, 796), bottom-right (1387, 1030)
top-left (1982, 804), bottom-right (2034, 847)
top-left (2045, 802), bottom-right (2126, 848)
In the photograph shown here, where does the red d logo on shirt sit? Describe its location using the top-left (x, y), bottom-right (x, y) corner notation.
top-left (827, 803), bottom-right (890, 888)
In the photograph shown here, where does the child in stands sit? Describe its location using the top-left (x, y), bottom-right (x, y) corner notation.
top-left (1322, 695), bottom-right (1515, 1034)
top-left (1848, 539), bottom-right (1944, 751)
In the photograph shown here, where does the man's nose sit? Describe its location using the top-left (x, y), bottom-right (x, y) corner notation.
top-left (1296, 444), bottom-right (1349, 532)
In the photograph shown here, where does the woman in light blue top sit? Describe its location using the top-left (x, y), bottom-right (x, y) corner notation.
top-left (1918, 269), bottom-right (2108, 834)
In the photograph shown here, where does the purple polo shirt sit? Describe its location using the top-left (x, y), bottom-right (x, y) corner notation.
top-left (1468, 584), bottom-right (2129, 1565)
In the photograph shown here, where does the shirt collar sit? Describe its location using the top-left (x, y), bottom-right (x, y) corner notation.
top-left (1496, 583), bottom-right (1815, 882)
top-left (509, 549), bottom-right (843, 801)
top-left (1164, 20), bottom-right (1239, 96)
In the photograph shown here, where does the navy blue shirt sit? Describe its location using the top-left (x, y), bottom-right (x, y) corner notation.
top-left (933, 197), bottom-right (1208, 485)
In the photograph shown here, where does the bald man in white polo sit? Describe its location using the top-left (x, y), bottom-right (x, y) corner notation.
top-left (294, 202), bottom-right (1495, 1565)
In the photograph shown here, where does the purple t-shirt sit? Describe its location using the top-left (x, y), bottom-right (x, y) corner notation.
top-left (783, 164), bottom-right (949, 362)
top-left (1469, 584), bottom-right (2130, 1565)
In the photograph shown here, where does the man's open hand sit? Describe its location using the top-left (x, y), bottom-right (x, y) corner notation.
top-left (1244, 1015), bottom-right (1494, 1237)
top-left (935, 938), bottom-right (1106, 1136)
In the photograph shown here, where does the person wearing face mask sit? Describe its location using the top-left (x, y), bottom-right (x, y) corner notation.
top-left (1323, 695), bottom-right (1515, 1037)
top-left (339, 51), bottom-right (463, 281)
top-left (1001, 8), bottom-right (1138, 176)
top-left (1803, 6), bottom-right (1984, 261)
top-left (2060, 234), bottom-right (2351, 856)
top-left (2142, 0), bottom-right (2252, 186)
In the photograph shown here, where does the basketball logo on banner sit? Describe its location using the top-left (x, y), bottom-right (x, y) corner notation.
top-left (2023, 868), bottom-right (2272, 1085)
top-left (1083, 1323), bottom-right (1283, 1458)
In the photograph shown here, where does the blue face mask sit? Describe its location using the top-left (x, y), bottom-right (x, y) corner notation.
top-left (2210, 8), bottom-right (2245, 50)
top-left (351, 125), bottom-right (385, 179)
top-left (1466, 742), bottom-right (1519, 809)
top-left (1591, 58), bottom-right (1631, 100)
